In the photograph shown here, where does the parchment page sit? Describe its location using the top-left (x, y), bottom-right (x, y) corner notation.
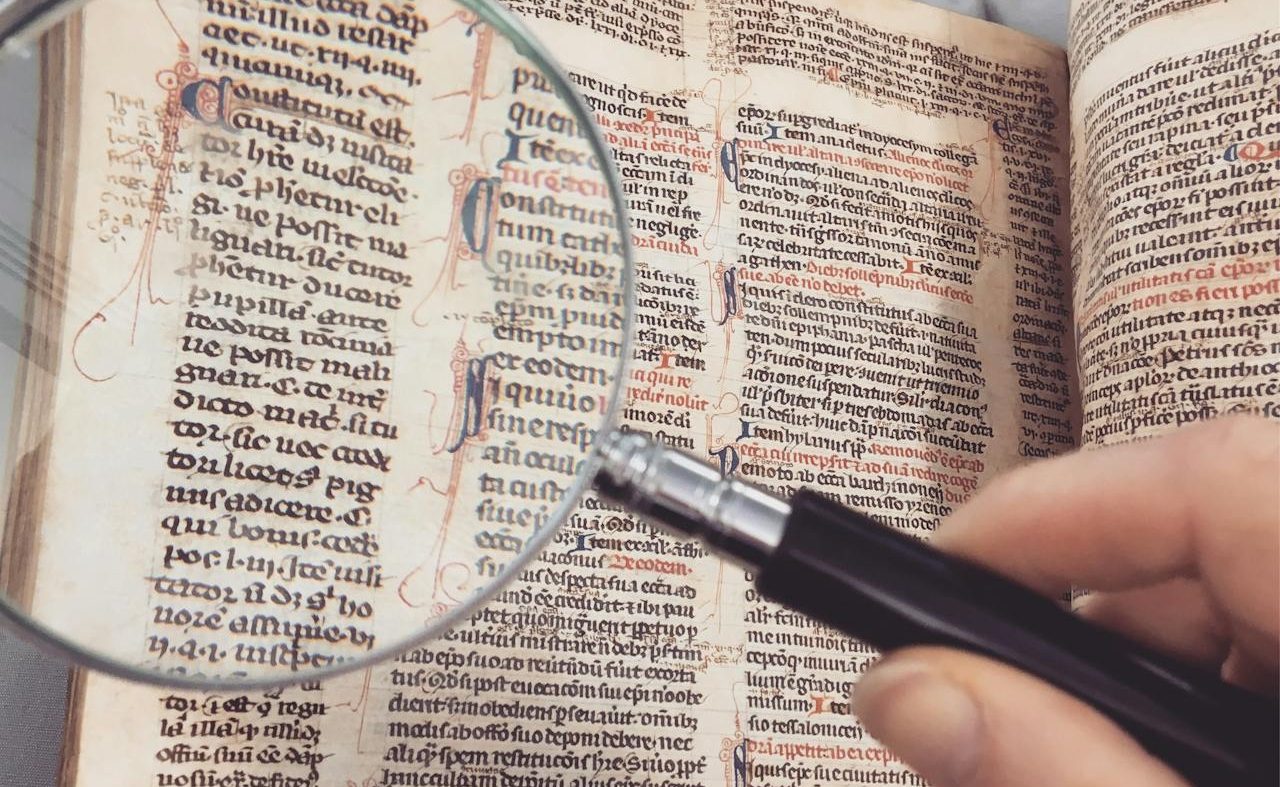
top-left (1070, 0), bottom-right (1280, 445)
top-left (55, 0), bottom-right (1075, 785)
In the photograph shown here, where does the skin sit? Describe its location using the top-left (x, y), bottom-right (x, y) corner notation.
top-left (850, 415), bottom-right (1280, 787)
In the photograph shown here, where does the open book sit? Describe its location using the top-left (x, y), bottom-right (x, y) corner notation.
top-left (8, 0), bottom-right (1275, 783)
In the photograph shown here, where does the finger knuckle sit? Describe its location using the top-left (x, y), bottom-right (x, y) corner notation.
top-left (1176, 414), bottom-right (1279, 479)
top-left (977, 462), bottom-right (1044, 508)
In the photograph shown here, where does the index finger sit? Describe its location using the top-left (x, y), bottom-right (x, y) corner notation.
top-left (932, 416), bottom-right (1279, 633)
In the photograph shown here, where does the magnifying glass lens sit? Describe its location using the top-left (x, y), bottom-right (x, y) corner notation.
top-left (0, 0), bottom-right (629, 684)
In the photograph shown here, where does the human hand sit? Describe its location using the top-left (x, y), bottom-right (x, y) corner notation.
top-left (850, 415), bottom-right (1279, 786)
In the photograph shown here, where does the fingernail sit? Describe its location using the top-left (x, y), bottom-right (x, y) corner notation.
top-left (853, 659), bottom-right (983, 786)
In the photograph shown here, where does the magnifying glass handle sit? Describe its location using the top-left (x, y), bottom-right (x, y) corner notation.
top-left (594, 433), bottom-right (1279, 787)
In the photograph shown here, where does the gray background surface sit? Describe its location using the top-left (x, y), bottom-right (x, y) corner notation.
top-left (0, 2), bottom-right (1066, 785)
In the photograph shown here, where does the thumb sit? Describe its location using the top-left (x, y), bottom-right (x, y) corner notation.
top-left (851, 647), bottom-right (1190, 787)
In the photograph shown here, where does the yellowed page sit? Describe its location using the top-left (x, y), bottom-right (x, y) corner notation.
top-left (53, 0), bottom-right (1076, 785)
top-left (1070, 0), bottom-right (1280, 446)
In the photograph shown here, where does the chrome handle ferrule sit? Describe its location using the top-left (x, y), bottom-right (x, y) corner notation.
top-left (592, 431), bottom-right (790, 570)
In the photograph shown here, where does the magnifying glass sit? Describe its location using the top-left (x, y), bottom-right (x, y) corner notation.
top-left (0, 2), bottom-right (1274, 785)
top-left (0, 0), bottom-right (631, 685)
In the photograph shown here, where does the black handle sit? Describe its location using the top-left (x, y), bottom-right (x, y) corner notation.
top-left (755, 489), bottom-right (1278, 787)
